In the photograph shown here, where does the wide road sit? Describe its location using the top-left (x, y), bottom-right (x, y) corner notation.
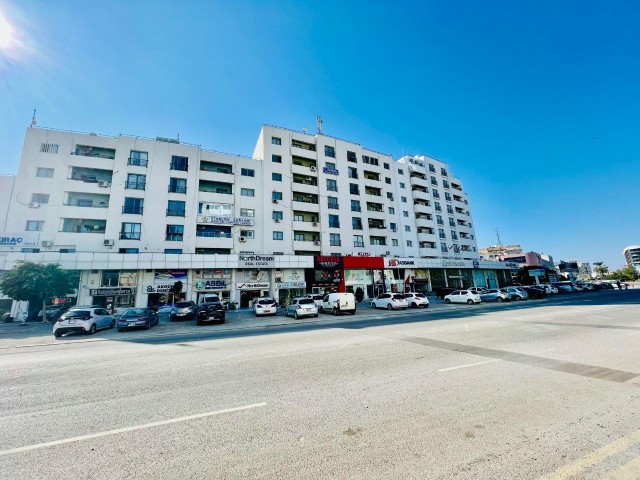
top-left (1, 290), bottom-right (639, 479)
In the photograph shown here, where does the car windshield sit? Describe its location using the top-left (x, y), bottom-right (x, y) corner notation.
top-left (414, 294), bottom-right (425, 298)
top-left (258, 299), bottom-right (275, 305)
top-left (175, 302), bottom-right (192, 308)
top-left (298, 299), bottom-right (315, 305)
top-left (64, 310), bottom-right (90, 318)
top-left (121, 308), bottom-right (147, 317)
top-left (392, 295), bottom-right (404, 299)
top-left (202, 296), bottom-right (220, 303)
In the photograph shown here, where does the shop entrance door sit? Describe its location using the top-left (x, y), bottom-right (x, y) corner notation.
top-left (240, 290), bottom-right (264, 308)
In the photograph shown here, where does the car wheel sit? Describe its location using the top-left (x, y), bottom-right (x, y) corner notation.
top-left (117, 328), bottom-right (123, 332)
top-left (314, 314), bottom-right (318, 318)
top-left (424, 304), bottom-right (429, 308)
top-left (497, 297), bottom-right (503, 302)
top-left (350, 310), bottom-right (356, 315)
top-left (144, 321), bottom-right (150, 330)
top-left (467, 299), bottom-right (474, 305)
top-left (109, 320), bottom-right (115, 329)
top-left (294, 311), bottom-right (299, 319)
top-left (54, 331), bottom-right (62, 338)
top-left (387, 304), bottom-right (392, 310)
top-left (88, 324), bottom-right (96, 335)
top-left (445, 299), bottom-right (451, 304)
top-left (411, 302), bottom-right (418, 309)
top-left (319, 306), bottom-right (324, 313)
top-left (371, 303), bottom-right (376, 309)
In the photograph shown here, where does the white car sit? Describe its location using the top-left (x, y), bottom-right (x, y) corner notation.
top-left (305, 294), bottom-right (325, 308)
top-left (371, 293), bottom-right (408, 310)
top-left (444, 290), bottom-right (481, 305)
top-left (53, 307), bottom-right (115, 337)
top-left (254, 297), bottom-right (278, 316)
top-left (538, 284), bottom-right (559, 294)
top-left (403, 292), bottom-right (430, 308)
top-left (467, 287), bottom-right (487, 295)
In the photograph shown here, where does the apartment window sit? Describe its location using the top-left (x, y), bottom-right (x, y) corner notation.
top-left (240, 208), bottom-right (255, 217)
top-left (328, 214), bottom-right (340, 228)
top-left (273, 231), bottom-right (284, 240)
top-left (401, 196), bottom-right (407, 203)
top-left (36, 168), bottom-right (54, 178)
top-left (167, 200), bottom-right (186, 217)
top-left (40, 143), bottom-right (59, 154)
top-left (121, 222), bottom-right (142, 240)
top-left (435, 201), bottom-right (442, 212)
top-left (407, 240), bottom-right (413, 247)
top-left (240, 230), bottom-right (255, 239)
top-left (328, 197), bottom-right (339, 209)
top-left (441, 168), bottom-right (448, 177)
top-left (439, 228), bottom-right (446, 239)
top-left (447, 205), bottom-right (454, 215)
top-left (354, 235), bottom-right (364, 248)
top-left (386, 192), bottom-right (394, 200)
top-left (123, 197), bottom-right (144, 214)
top-left (199, 203), bottom-right (232, 216)
top-left (59, 248), bottom-right (76, 253)
top-left (370, 237), bottom-right (386, 246)
top-left (349, 183), bottom-right (360, 195)
top-left (293, 213), bottom-right (305, 222)
top-left (348, 167), bottom-right (358, 179)
top-left (383, 162), bottom-right (390, 170)
top-left (294, 233), bottom-right (305, 241)
top-left (273, 211), bottom-right (283, 221)
top-left (392, 239), bottom-right (399, 246)
top-left (126, 173), bottom-right (146, 190)
top-left (119, 248), bottom-right (139, 254)
top-left (362, 155), bottom-right (379, 166)
top-left (449, 217), bottom-right (456, 227)
top-left (441, 242), bottom-right (448, 253)
top-left (129, 150), bottom-right (148, 167)
top-left (451, 230), bottom-right (458, 240)
top-left (445, 192), bottom-right (452, 201)
top-left (272, 154), bottom-right (282, 163)
top-left (272, 136), bottom-right (282, 145)
top-left (272, 173), bottom-right (282, 181)
top-left (437, 215), bottom-right (444, 225)
top-left (325, 146), bottom-right (335, 158)
top-left (351, 200), bottom-right (361, 212)
top-left (165, 249), bottom-right (183, 254)
top-left (170, 155), bottom-right (188, 171)
top-left (324, 162), bottom-right (336, 171)
top-left (398, 169), bottom-right (404, 175)
top-left (388, 207), bottom-right (395, 214)
top-left (326, 179), bottom-right (338, 192)
top-left (429, 164), bottom-right (436, 173)
top-left (166, 224), bottom-right (184, 241)
top-left (352, 217), bottom-right (362, 230)
top-left (272, 191), bottom-right (283, 201)
top-left (168, 177), bottom-right (187, 194)
top-left (389, 222), bottom-right (397, 232)
top-left (403, 211), bottom-right (409, 217)
top-left (400, 182), bottom-right (405, 189)
top-left (431, 176), bottom-right (438, 186)
top-left (432, 189), bottom-right (440, 199)
top-left (404, 225), bottom-right (411, 232)
top-left (241, 188), bottom-right (255, 197)
top-left (31, 193), bottom-right (49, 204)
top-left (347, 151), bottom-right (357, 162)
top-left (330, 233), bottom-right (341, 246)
top-left (25, 220), bottom-right (43, 231)
top-left (241, 168), bottom-right (255, 177)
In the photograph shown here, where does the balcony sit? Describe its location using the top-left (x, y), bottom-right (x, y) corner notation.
top-left (412, 190), bottom-right (429, 202)
top-left (74, 145), bottom-right (116, 159)
top-left (410, 176), bottom-right (430, 190)
top-left (168, 185), bottom-right (187, 194)
top-left (60, 219), bottom-right (107, 233)
top-left (65, 193), bottom-right (110, 209)
top-left (368, 221), bottom-right (386, 230)
top-left (293, 219), bottom-right (319, 231)
top-left (70, 167), bottom-right (113, 185)
top-left (200, 161), bottom-right (233, 175)
top-left (419, 247), bottom-right (438, 257)
top-left (414, 203), bottom-right (431, 215)
top-left (363, 171), bottom-right (380, 182)
top-left (292, 161), bottom-right (318, 177)
top-left (293, 174), bottom-right (318, 186)
top-left (292, 139), bottom-right (316, 151)
top-left (195, 234), bottom-right (234, 250)
top-left (199, 180), bottom-right (232, 195)
top-left (415, 217), bottom-right (433, 228)
top-left (293, 239), bottom-right (321, 251)
top-left (417, 232), bottom-right (437, 243)
top-left (292, 181), bottom-right (318, 196)
top-left (365, 188), bottom-right (382, 197)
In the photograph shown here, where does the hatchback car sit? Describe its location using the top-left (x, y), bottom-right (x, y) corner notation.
top-left (504, 286), bottom-right (529, 301)
top-left (479, 289), bottom-right (510, 302)
top-left (53, 307), bottom-right (114, 337)
top-left (170, 301), bottom-right (198, 321)
top-left (117, 308), bottom-right (159, 332)
top-left (403, 292), bottom-right (430, 308)
top-left (444, 290), bottom-right (481, 305)
top-left (520, 286), bottom-right (547, 299)
top-left (371, 293), bottom-right (409, 310)
top-left (285, 298), bottom-right (318, 319)
top-left (254, 298), bottom-right (278, 317)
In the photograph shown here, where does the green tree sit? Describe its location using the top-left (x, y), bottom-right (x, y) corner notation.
top-left (0, 262), bottom-right (79, 322)
top-left (168, 281), bottom-right (183, 305)
top-left (355, 287), bottom-right (365, 304)
top-left (607, 266), bottom-right (638, 281)
top-left (593, 262), bottom-right (608, 279)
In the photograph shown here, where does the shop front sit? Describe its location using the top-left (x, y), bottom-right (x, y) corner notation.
top-left (307, 256), bottom-right (343, 295)
top-left (90, 287), bottom-right (136, 311)
top-left (237, 281), bottom-right (270, 308)
top-left (384, 258), bottom-right (419, 294)
top-left (192, 269), bottom-right (232, 304)
top-left (144, 269), bottom-right (188, 308)
top-left (275, 269), bottom-right (306, 306)
top-left (343, 255), bottom-right (384, 300)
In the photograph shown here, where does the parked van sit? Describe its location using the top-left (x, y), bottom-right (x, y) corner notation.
top-left (320, 293), bottom-right (356, 316)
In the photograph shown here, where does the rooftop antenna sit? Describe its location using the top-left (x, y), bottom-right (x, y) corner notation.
top-left (31, 109), bottom-right (37, 127)
top-left (303, 127), bottom-right (307, 134)
top-left (495, 227), bottom-right (503, 246)
top-left (177, 133), bottom-right (180, 143)
top-left (316, 114), bottom-right (323, 135)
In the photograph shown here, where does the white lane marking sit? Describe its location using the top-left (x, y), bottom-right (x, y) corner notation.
top-left (438, 359), bottom-right (501, 372)
top-left (0, 402), bottom-right (267, 457)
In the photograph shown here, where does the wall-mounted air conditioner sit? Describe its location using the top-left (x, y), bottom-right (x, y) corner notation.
top-left (310, 166), bottom-right (317, 172)
top-left (274, 219), bottom-right (280, 223)
top-left (239, 236), bottom-right (247, 242)
top-left (103, 239), bottom-right (115, 246)
top-left (28, 202), bottom-right (40, 208)
top-left (41, 240), bottom-right (53, 247)
top-left (313, 241), bottom-right (320, 246)
top-left (98, 181), bottom-right (111, 187)
top-left (312, 222), bottom-right (318, 227)
top-left (272, 199), bottom-right (278, 204)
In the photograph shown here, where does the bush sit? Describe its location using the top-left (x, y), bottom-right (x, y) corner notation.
top-left (355, 287), bottom-right (365, 304)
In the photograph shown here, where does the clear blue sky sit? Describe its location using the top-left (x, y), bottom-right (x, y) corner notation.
top-left (1, 1), bottom-right (639, 270)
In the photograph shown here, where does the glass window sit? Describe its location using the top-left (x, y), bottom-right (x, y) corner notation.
top-left (398, 169), bottom-right (404, 175)
top-left (351, 200), bottom-right (361, 212)
top-left (392, 239), bottom-right (399, 246)
top-left (164, 249), bottom-right (182, 254)
top-left (447, 205), bottom-right (454, 214)
top-left (326, 162), bottom-right (336, 170)
top-left (399, 182), bottom-right (405, 189)
top-left (352, 217), bottom-right (362, 229)
top-left (170, 155), bottom-right (188, 171)
top-left (119, 248), bottom-right (139, 254)
top-left (385, 177), bottom-right (391, 184)
top-left (166, 224), bottom-right (184, 241)
top-left (167, 200), bottom-right (186, 216)
top-left (326, 179), bottom-right (337, 192)
top-left (31, 193), bottom-right (49, 204)
top-left (25, 220), bottom-right (44, 231)
top-left (405, 225), bottom-right (411, 232)
top-left (328, 197), bottom-right (339, 209)
top-left (273, 211), bottom-right (283, 220)
top-left (389, 207), bottom-right (395, 214)
top-left (241, 168), bottom-right (255, 177)
top-left (240, 208), bottom-right (255, 217)
top-left (121, 222), bottom-right (142, 240)
top-left (272, 191), bottom-right (283, 201)
top-left (272, 136), bottom-right (281, 145)
top-left (240, 230), bottom-right (255, 238)
top-left (403, 211), bottom-right (409, 217)
top-left (330, 233), bottom-right (341, 246)
top-left (36, 168), bottom-right (54, 178)
top-left (328, 215), bottom-right (340, 228)
top-left (383, 163), bottom-right (390, 170)
top-left (123, 197), bottom-right (144, 214)
top-left (126, 173), bottom-right (146, 190)
top-left (389, 222), bottom-right (397, 231)
top-left (241, 188), bottom-right (255, 197)
top-left (347, 151), bottom-right (357, 162)
top-left (354, 235), bottom-right (364, 247)
top-left (324, 146), bottom-right (335, 157)
top-left (272, 173), bottom-right (282, 182)
top-left (401, 196), bottom-right (407, 203)
top-left (273, 231), bottom-right (283, 240)
top-left (169, 177), bottom-right (187, 193)
top-left (129, 150), bottom-right (148, 167)
top-left (272, 154), bottom-right (282, 163)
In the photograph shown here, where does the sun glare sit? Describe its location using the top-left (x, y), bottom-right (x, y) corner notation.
top-left (0, 11), bottom-right (14, 49)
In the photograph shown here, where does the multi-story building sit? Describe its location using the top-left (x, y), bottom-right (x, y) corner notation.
top-left (624, 246), bottom-right (640, 273)
top-left (0, 125), bottom-right (515, 312)
top-left (479, 244), bottom-right (523, 261)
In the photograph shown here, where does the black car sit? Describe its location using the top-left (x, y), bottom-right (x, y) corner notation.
top-left (197, 296), bottom-right (225, 325)
top-left (434, 287), bottom-right (457, 299)
top-left (170, 301), bottom-right (198, 321)
top-left (520, 286), bottom-right (547, 299)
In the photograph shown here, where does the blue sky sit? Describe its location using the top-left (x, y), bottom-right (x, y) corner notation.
top-left (1, 0), bottom-right (639, 269)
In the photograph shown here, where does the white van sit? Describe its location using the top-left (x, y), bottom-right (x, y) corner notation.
top-left (320, 293), bottom-right (356, 316)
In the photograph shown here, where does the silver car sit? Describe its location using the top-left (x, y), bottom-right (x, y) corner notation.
top-left (479, 289), bottom-right (510, 302)
top-left (504, 286), bottom-right (529, 301)
top-left (285, 298), bottom-right (318, 319)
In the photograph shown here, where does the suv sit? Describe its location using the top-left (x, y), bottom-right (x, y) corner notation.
top-left (53, 307), bottom-right (115, 337)
top-left (170, 301), bottom-right (199, 321)
top-left (403, 292), bottom-right (430, 308)
top-left (197, 296), bottom-right (225, 325)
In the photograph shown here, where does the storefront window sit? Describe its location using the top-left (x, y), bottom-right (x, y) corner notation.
top-left (430, 269), bottom-right (447, 288)
top-left (101, 270), bottom-right (119, 287)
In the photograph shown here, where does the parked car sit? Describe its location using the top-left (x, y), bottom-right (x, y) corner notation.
top-left (158, 304), bottom-right (174, 314)
top-left (444, 290), bottom-right (481, 305)
top-left (117, 308), bottom-right (159, 331)
top-left (403, 292), bottom-right (430, 308)
top-left (479, 289), bottom-right (510, 302)
top-left (597, 282), bottom-right (615, 290)
top-left (434, 287), bottom-right (457, 299)
top-left (285, 297), bottom-right (318, 319)
top-left (254, 297), bottom-right (278, 317)
top-left (520, 286), bottom-right (547, 299)
top-left (504, 286), bottom-right (529, 301)
top-left (467, 287), bottom-right (488, 295)
top-left (53, 307), bottom-right (114, 337)
top-left (538, 284), bottom-right (559, 294)
top-left (305, 294), bottom-right (325, 308)
top-left (552, 283), bottom-right (576, 293)
top-left (320, 292), bottom-right (357, 315)
top-left (197, 295), bottom-right (225, 325)
top-left (170, 301), bottom-right (198, 321)
top-left (38, 305), bottom-right (71, 322)
top-left (371, 293), bottom-right (409, 310)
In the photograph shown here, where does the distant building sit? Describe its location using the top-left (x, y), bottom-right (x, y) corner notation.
top-left (479, 244), bottom-right (522, 261)
top-left (624, 246), bottom-right (640, 273)
top-left (539, 254), bottom-right (555, 269)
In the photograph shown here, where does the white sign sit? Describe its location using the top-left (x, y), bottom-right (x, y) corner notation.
top-left (276, 282), bottom-right (306, 289)
top-left (197, 215), bottom-right (255, 226)
top-left (236, 282), bottom-right (270, 290)
top-left (239, 254), bottom-right (275, 268)
top-left (194, 280), bottom-right (228, 291)
top-left (145, 284), bottom-right (173, 294)
top-left (0, 232), bottom-right (38, 247)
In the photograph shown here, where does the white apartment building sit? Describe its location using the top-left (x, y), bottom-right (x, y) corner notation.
top-left (624, 246), bottom-right (640, 273)
top-left (0, 125), bottom-right (514, 312)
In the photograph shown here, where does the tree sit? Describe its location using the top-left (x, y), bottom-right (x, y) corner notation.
top-left (512, 265), bottom-right (554, 286)
top-left (593, 262), bottom-right (608, 280)
top-left (168, 281), bottom-right (183, 305)
top-left (355, 287), bottom-right (365, 304)
top-left (607, 266), bottom-right (638, 281)
top-left (0, 262), bottom-right (79, 322)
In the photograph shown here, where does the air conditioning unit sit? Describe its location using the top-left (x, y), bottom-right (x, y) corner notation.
top-left (312, 222), bottom-right (318, 227)
top-left (41, 240), bottom-right (53, 247)
top-left (239, 236), bottom-right (247, 242)
top-left (313, 241), bottom-right (320, 246)
top-left (28, 202), bottom-right (40, 208)
top-left (272, 199), bottom-right (278, 204)
top-left (305, 176), bottom-right (313, 181)
top-left (103, 239), bottom-right (115, 246)
top-left (275, 277), bottom-right (282, 283)
top-left (98, 181), bottom-right (111, 187)
top-left (310, 166), bottom-right (317, 172)
top-left (274, 219), bottom-right (281, 223)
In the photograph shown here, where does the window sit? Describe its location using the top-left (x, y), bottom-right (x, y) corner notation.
top-left (330, 233), bottom-right (341, 246)
top-left (383, 162), bottom-right (390, 170)
top-left (167, 200), bottom-right (186, 216)
top-left (126, 173), bottom-right (146, 190)
top-left (389, 222), bottom-right (397, 232)
top-left (273, 231), bottom-right (284, 240)
top-left (435, 201), bottom-right (442, 212)
top-left (351, 200), bottom-right (361, 212)
top-left (324, 146), bottom-right (335, 158)
top-left (388, 207), bottom-right (395, 214)
top-left (362, 155), bottom-right (379, 166)
top-left (449, 217), bottom-right (456, 227)
top-left (352, 217), bottom-right (362, 230)
top-left (40, 143), bottom-right (59, 154)
top-left (370, 237), bottom-right (386, 246)
top-left (272, 154), bottom-right (282, 163)
top-left (354, 235), bottom-right (364, 248)
top-left (405, 225), bottom-right (411, 232)
top-left (199, 203), bottom-right (232, 215)
top-left (166, 224), bottom-right (184, 241)
top-left (36, 168), bottom-right (54, 178)
top-left (129, 150), bottom-right (148, 167)
top-left (326, 162), bottom-right (336, 170)
top-left (441, 168), bottom-right (448, 177)
top-left (235, 209), bottom-right (253, 219)
top-left (31, 193), bottom-right (49, 204)
top-left (241, 168), bottom-right (255, 177)
top-left (403, 211), bottom-right (409, 217)
top-left (441, 242), bottom-right (448, 253)
top-left (272, 173), bottom-right (282, 181)
top-left (272, 136), bottom-right (282, 145)
top-left (240, 230), bottom-right (255, 238)
top-left (429, 164), bottom-right (436, 173)
top-left (123, 197), bottom-right (144, 214)
top-left (326, 179), bottom-right (337, 192)
top-left (431, 176), bottom-right (438, 186)
top-left (164, 249), bottom-right (183, 254)
top-left (398, 169), bottom-right (404, 175)
top-left (25, 220), bottom-right (43, 231)
top-left (294, 233), bottom-right (305, 241)
top-left (347, 167), bottom-right (358, 179)
top-left (392, 239), bottom-right (399, 246)
top-left (273, 211), bottom-right (283, 221)
top-left (328, 214), bottom-right (340, 228)
top-left (399, 182), bottom-right (405, 189)
top-left (439, 228), bottom-right (446, 239)
top-left (293, 213), bottom-right (305, 222)
top-left (432, 189), bottom-right (440, 199)
top-left (121, 222), bottom-right (142, 240)
top-left (119, 248), bottom-right (139, 254)
top-left (328, 197), bottom-right (339, 209)
top-left (59, 248), bottom-right (76, 253)
top-left (347, 151), bottom-right (357, 162)
top-left (170, 155), bottom-right (188, 171)
top-left (241, 188), bottom-right (255, 197)
top-left (272, 191), bottom-right (283, 201)
top-left (447, 205), bottom-right (454, 215)
top-left (437, 215), bottom-right (444, 225)
top-left (168, 177), bottom-right (187, 194)
top-left (445, 192), bottom-right (452, 201)
top-left (401, 196), bottom-right (407, 203)
top-left (451, 230), bottom-right (458, 240)
top-left (386, 192), bottom-right (394, 200)
top-left (349, 183), bottom-right (360, 195)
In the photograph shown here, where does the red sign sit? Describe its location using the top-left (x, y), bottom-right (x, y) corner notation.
top-left (52, 298), bottom-right (71, 304)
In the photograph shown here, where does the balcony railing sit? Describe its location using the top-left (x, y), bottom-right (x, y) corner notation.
top-left (64, 201), bottom-right (109, 208)
top-left (120, 232), bottom-right (141, 240)
top-left (350, 189), bottom-right (360, 195)
top-left (354, 241), bottom-right (365, 248)
top-left (165, 234), bottom-right (184, 241)
top-left (328, 203), bottom-right (339, 210)
top-left (122, 206), bottom-right (143, 214)
top-left (330, 240), bottom-right (341, 246)
top-left (351, 206), bottom-right (362, 212)
top-left (166, 209), bottom-right (186, 217)
top-left (196, 231), bottom-right (232, 238)
top-left (168, 186), bottom-right (187, 194)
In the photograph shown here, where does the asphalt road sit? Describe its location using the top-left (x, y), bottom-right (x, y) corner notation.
top-left (1, 290), bottom-right (639, 479)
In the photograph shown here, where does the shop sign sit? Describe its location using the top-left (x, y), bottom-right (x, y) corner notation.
top-left (276, 282), bottom-right (306, 289)
top-left (90, 287), bottom-right (134, 296)
top-left (442, 260), bottom-right (466, 267)
top-left (315, 256), bottom-right (342, 269)
top-left (0, 232), bottom-right (38, 247)
top-left (236, 282), bottom-right (270, 290)
top-left (154, 270), bottom-right (188, 284)
top-left (528, 268), bottom-right (546, 277)
top-left (357, 252), bottom-right (372, 257)
top-left (239, 254), bottom-right (275, 268)
top-left (145, 284), bottom-right (173, 294)
top-left (387, 258), bottom-right (415, 267)
top-left (322, 167), bottom-right (339, 175)
top-left (196, 215), bottom-right (255, 226)
top-left (505, 262), bottom-right (519, 269)
top-left (194, 280), bottom-right (227, 291)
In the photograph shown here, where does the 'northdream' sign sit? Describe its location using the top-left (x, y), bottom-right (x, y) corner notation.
top-left (238, 255), bottom-right (275, 268)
